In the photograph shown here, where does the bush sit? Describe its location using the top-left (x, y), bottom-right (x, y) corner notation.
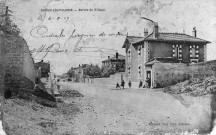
top-left (4, 88), bottom-right (12, 99)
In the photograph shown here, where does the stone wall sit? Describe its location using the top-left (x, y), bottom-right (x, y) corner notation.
top-left (94, 72), bottom-right (126, 88)
top-left (23, 43), bottom-right (37, 83)
top-left (153, 63), bottom-right (189, 87)
top-left (0, 34), bottom-right (37, 95)
top-left (153, 60), bottom-right (216, 87)
top-left (129, 43), bottom-right (139, 82)
top-left (187, 60), bottom-right (216, 78)
top-left (0, 36), bottom-right (4, 94)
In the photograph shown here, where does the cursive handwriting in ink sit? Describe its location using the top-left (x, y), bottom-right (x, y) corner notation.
top-left (30, 43), bottom-right (67, 59)
top-left (29, 25), bottom-right (121, 59)
top-left (30, 25), bottom-right (65, 38)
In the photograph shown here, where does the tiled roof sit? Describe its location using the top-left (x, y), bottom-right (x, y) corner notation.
top-left (73, 64), bottom-right (89, 69)
top-left (136, 33), bottom-right (211, 44)
top-left (122, 36), bottom-right (143, 48)
top-left (122, 33), bottom-right (210, 48)
top-left (102, 54), bottom-right (125, 62)
top-left (145, 57), bottom-right (182, 65)
top-left (34, 61), bottom-right (50, 69)
top-left (126, 36), bottom-right (144, 44)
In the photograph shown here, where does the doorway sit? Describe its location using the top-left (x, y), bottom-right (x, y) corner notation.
top-left (146, 71), bottom-right (151, 88)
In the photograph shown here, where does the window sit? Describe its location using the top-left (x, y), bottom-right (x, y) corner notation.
top-left (138, 65), bottom-right (142, 78)
top-left (190, 45), bottom-right (199, 62)
top-left (172, 45), bottom-right (182, 59)
top-left (128, 66), bottom-right (131, 74)
top-left (128, 49), bottom-right (131, 62)
top-left (138, 45), bottom-right (142, 58)
top-left (128, 65), bottom-right (131, 79)
top-left (191, 47), bottom-right (196, 58)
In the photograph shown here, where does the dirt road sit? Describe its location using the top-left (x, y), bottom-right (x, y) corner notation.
top-left (60, 82), bottom-right (212, 135)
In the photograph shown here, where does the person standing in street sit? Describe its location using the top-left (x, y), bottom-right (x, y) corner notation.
top-left (56, 79), bottom-right (60, 91)
top-left (121, 79), bottom-right (125, 89)
top-left (116, 82), bottom-right (121, 89)
top-left (145, 77), bottom-right (151, 88)
top-left (128, 80), bottom-right (132, 88)
top-left (139, 80), bottom-right (143, 88)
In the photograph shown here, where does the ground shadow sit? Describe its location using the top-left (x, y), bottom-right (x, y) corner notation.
top-left (109, 88), bottom-right (128, 90)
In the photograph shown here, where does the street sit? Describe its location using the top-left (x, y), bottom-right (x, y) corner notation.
top-left (59, 82), bottom-right (212, 135)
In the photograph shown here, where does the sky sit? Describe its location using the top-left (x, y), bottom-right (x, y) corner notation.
top-left (3, 0), bottom-right (216, 75)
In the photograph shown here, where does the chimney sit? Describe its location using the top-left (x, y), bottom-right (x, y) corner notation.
top-left (153, 22), bottom-right (159, 38)
top-left (116, 52), bottom-right (119, 59)
top-left (144, 28), bottom-right (148, 36)
top-left (79, 64), bottom-right (80, 67)
top-left (108, 56), bottom-right (110, 59)
top-left (192, 27), bottom-right (196, 37)
top-left (41, 60), bottom-right (43, 63)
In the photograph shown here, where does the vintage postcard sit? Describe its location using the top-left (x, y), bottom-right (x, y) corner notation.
top-left (0, 0), bottom-right (216, 134)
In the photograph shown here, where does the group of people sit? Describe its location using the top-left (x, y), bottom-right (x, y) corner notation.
top-left (139, 77), bottom-right (151, 88)
top-left (116, 79), bottom-right (131, 89)
top-left (116, 77), bottom-right (151, 89)
top-left (116, 79), bottom-right (125, 89)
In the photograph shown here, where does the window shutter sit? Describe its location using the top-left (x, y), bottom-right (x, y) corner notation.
top-left (172, 45), bottom-right (175, 57)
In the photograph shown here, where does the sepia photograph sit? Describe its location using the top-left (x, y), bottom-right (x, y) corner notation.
top-left (0, 0), bottom-right (216, 134)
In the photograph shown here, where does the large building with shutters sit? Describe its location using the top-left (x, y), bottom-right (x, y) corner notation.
top-left (102, 53), bottom-right (125, 72)
top-left (122, 23), bottom-right (211, 88)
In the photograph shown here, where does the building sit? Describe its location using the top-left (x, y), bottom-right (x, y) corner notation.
top-left (73, 64), bottom-right (89, 82)
top-left (102, 52), bottom-right (125, 72)
top-left (73, 64), bottom-right (89, 76)
top-left (122, 23), bottom-right (211, 88)
top-left (34, 60), bottom-right (50, 78)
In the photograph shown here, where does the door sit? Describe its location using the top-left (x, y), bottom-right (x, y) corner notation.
top-left (146, 71), bottom-right (151, 88)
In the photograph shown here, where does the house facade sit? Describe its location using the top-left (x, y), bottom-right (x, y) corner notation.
top-left (34, 60), bottom-right (50, 78)
top-left (122, 23), bottom-right (210, 88)
top-left (102, 52), bottom-right (125, 72)
top-left (72, 64), bottom-right (89, 82)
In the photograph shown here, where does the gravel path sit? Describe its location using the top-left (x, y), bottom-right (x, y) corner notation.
top-left (60, 82), bottom-right (212, 134)
top-left (2, 82), bottom-right (212, 135)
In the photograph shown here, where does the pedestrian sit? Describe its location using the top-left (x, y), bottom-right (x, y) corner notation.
top-left (128, 80), bottom-right (132, 88)
top-left (145, 77), bottom-right (151, 88)
top-left (121, 79), bottom-right (125, 89)
top-left (139, 80), bottom-right (143, 88)
top-left (116, 83), bottom-right (121, 89)
top-left (56, 79), bottom-right (60, 91)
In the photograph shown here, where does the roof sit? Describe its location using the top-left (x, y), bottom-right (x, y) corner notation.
top-left (102, 54), bottom-right (125, 62)
top-left (34, 61), bottom-right (50, 69)
top-left (122, 36), bottom-right (143, 48)
top-left (73, 64), bottom-right (89, 70)
top-left (144, 33), bottom-right (210, 44)
top-left (126, 36), bottom-right (143, 44)
top-left (122, 33), bottom-right (211, 48)
top-left (145, 57), bottom-right (182, 65)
